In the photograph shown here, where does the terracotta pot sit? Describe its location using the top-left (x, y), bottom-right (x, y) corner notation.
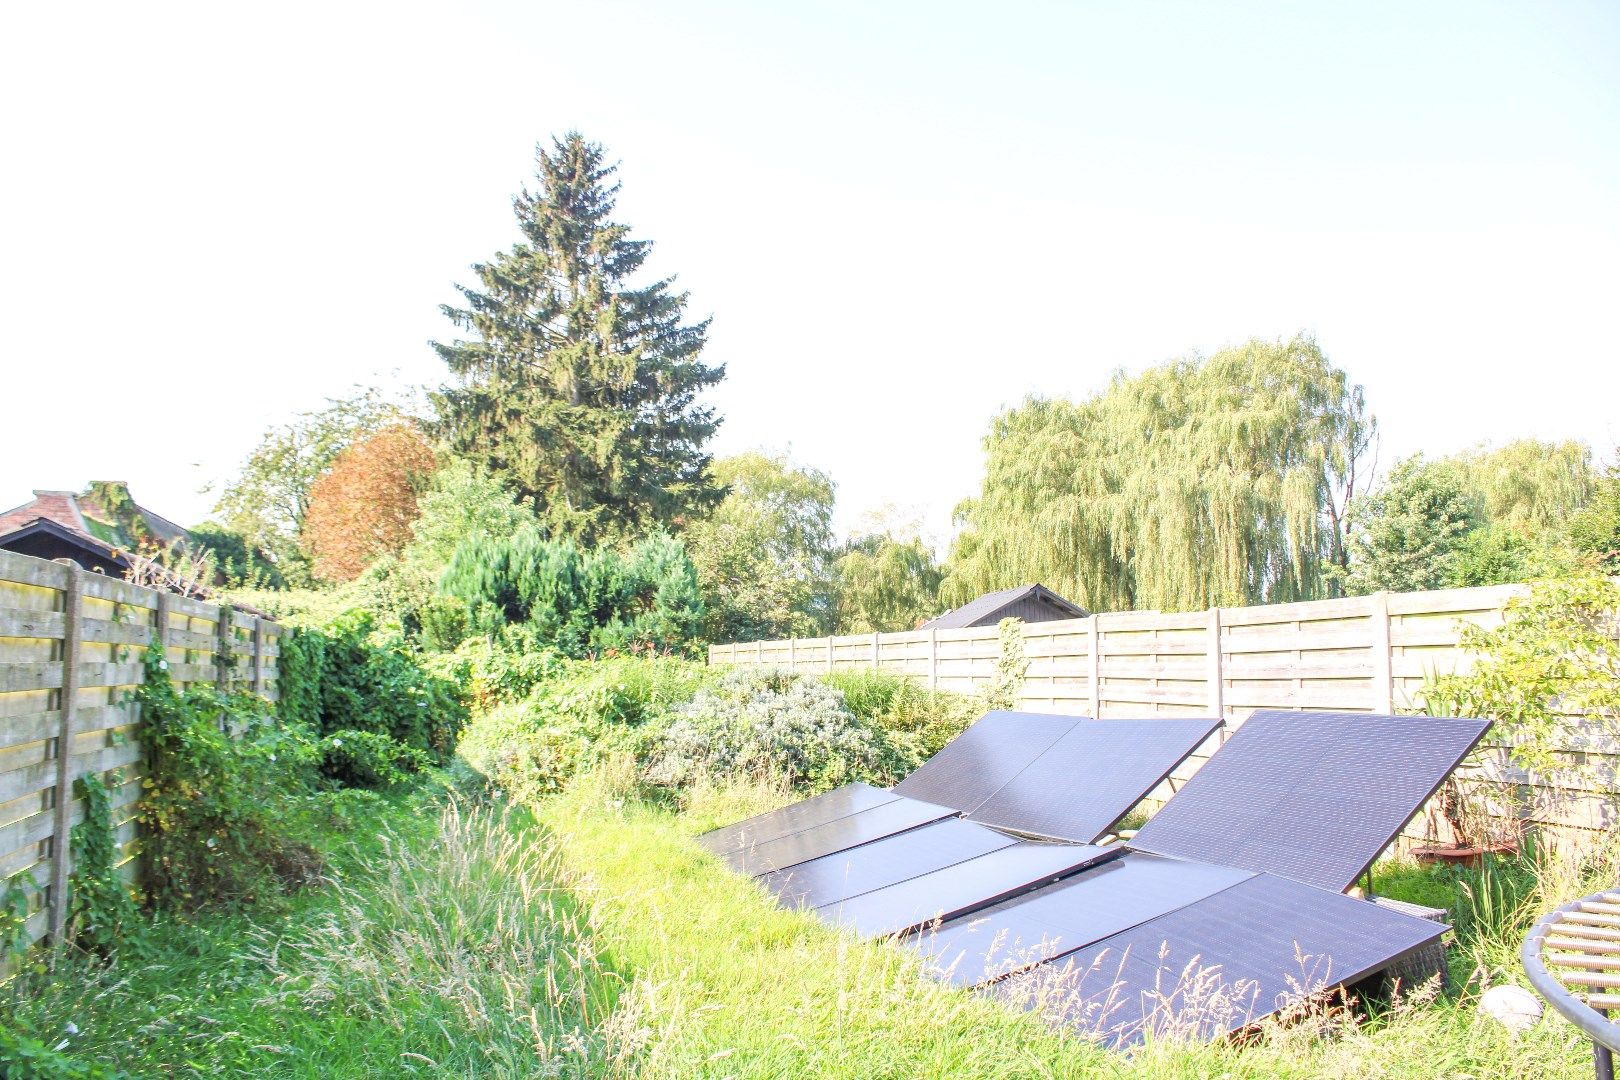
top-left (1410, 842), bottom-right (1517, 869)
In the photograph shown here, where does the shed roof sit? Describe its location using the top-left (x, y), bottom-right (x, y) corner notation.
top-left (920, 583), bottom-right (1087, 630)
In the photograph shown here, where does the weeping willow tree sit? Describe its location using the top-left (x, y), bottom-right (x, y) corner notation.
top-left (1448, 439), bottom-right (1593, 532)
top-left (943, 336), bottom-right (1374, 613)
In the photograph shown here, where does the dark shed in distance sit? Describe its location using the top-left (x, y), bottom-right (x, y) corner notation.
top-left (919, 583), bottom-right (1087, 630)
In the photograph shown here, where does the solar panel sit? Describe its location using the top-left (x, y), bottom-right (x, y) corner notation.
top-left (907, 852), bottom-right (1252, 986)
top-left (1129, 710), bottom-right (1491, 891)
top-left (698, 782), bottom-right (898, 858)
top-left (763, 817), bottom-right (1017, 911)
top-left (990, 871), bottom-right (1447, 1048)
top-left (818, 840), bottom-right (1122, 939)
top-left (720, 795), bottom-right (958, 877)
top-left (892, 711), bottom-right (1079, 812)
top-left (967, 718), bottom-right (1221, 842)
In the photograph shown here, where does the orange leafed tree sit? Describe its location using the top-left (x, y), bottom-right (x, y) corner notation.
top-left (304, 423), bottom-right (437, 582)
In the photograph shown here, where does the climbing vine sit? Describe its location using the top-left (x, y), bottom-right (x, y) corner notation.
top-left (65, 772), bottom-right (139, 956)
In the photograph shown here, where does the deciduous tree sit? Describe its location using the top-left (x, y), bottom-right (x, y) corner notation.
top-left (304, 424), bottom-right (437, 582)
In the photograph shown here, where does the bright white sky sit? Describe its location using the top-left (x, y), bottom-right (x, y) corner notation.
top-left (3, 1), bottom-right (1617, 549)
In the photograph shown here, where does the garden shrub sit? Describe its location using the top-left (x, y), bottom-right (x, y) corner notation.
top-left (642, 668), bottom-right (913, 793)
top-left (138, 648), bottom-right (322, 910)
top-left (819, 668), bottom-right (979, 760)
top-left (318, 729), bottom-right (432, 789)
top-left (439, 526), bottom-right (704, 657)
top-left (454, 655), bottom-right (715, 799)
top-left (278, 612), bottom-right (465, 762)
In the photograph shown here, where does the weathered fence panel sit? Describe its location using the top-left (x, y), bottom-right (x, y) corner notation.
top-left (0, 549), bottom-right (280, 953)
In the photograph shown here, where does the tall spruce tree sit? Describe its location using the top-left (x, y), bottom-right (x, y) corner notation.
top-left (434, 134), bottom-right (724, 541)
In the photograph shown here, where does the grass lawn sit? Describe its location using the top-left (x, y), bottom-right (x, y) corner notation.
top-left (3, 777), bottom-right (1601, 1078)
top-left (2, 787), bottom-right (629, 1078)
top-left (534, 774), bottom-right (1596, 1080)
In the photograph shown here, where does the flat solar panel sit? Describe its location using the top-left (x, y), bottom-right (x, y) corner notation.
top-left (1129, 710), bottom-right (1490, 892)
top-left (762, 817), bottom-right (1017, 911)
top-left (968, 717), bottom-right (1222, 842)
top-left (698, 781), bottom-right (897, 858)
top-left (908, 853), bottom-right (1252, 986)
top-left (892, 711), bottom-right (1079, 812)
top-left (818, 840), bottom-right (1122, 939)
top-left (990, 871), bottom-right (1446, 1048)
top-left (720, 795), bottom-right (958, 877)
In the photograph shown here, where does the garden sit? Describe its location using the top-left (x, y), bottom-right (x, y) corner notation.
top-left (3, 133), bottom-right (1619, 1078)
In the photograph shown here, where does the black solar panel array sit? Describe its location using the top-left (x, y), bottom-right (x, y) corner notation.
top-left (1129, 710), bottom-right (1491, 891)
top-left (990, 871), bottom-right (1446, 1047)
top-left (968, 718), bottom-right (1220, 842)
top-left (892, 711), bottom-right (1076, 812)
top-left (697, 707), bottom-right (1483, 1049)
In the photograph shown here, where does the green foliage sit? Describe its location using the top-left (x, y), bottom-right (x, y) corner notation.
top-left (1446, 522), bottom-right (1569, 588)
top-left (138, 648), bottom-right (322, 910)
top-left (406, 459), bottom-right (535, 568)
top-left (65, 773), bottom-right (139, 956)
top-left (308, 611), bottom-right (464, 759)
top-left (983, 617), bottom-right (1029, 712)
top-left (440, 526), bottom-right (704, 658)
top-left (835, 531), bottom-right (942, 633)
top-left (434, 133), bottom-right (724, 543)
top-left (0, 1021), bottom-right (133, 1079)
top-left (642, 668), bottom-right (913, 793)
top-left (186, 523), bottom-right (284, 589)
top-left (211, 386), bottom-right (406, 582)
top-left (317, 730), bottom-right (431, 789)
top-left (1567, 452), bottom-right (1620, 573)
top-left (1448, 439), bottom-right (1593, 532)
top-left (685, 451), bottom-right (839, 642)
top-left (945, 335), bottom-right (1374, 612)
top-left (1342, 455), bottom-right (1478, 594)
top-left (1421, 572), bottom-right (1620, 779)
top-left (0, 872), bottom-right (32, 960)
top-left (274, 624), bottom-right (327, 729)
top-left (818, 668), bottom-right (978, 760)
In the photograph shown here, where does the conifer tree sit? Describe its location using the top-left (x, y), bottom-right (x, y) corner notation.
top-left (434, 134), bottom-right (724, 541)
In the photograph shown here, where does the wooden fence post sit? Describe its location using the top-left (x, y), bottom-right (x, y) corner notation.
top-left (47, 568), bottom-right (83, 944)
top-left (788, 636), bottom-right (797, 673)
top-left (1087, 614), bottom-right (1102, 718)
top-left (928, 628), bottom-right (938, 691)
top-left (153, 592), bottom-right (170, 691)
top-left (1371, 591), bottom-right (1394, 713)
top-left (215, 603), bottom-right (231, 692)
top-left (871, 632), bottom-right (880, 670)
top-left (252, 617), bottom-right (265, 696)
top-left (755, 640), bottom-right (763, 667)
top-left (826, 636), bottom-right (834, 672)
top-left (1206, 606), bottom-right (1225, 723)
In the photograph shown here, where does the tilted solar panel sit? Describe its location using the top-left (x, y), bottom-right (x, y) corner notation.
top-left (818, 840), bottom-right (1121, 939)
top-left (967, 717), bottom-right (1222, 842)
top-left (763, 817), bottom-right (1018, 910)
top-left (1129, 710), bottom-right (1491, 892)
top-left (719, 795), bottom-right (958, 877)
top-left (907, 852), bottom-right (1251, 986)
top-left (698, 781), bottom-right (898, 859)
top-left (892, 711), bottom-right (1079, 812)
top-left (989, 871), bottom-right (1447, 1048)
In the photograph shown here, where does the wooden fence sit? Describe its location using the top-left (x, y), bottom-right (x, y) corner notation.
top-left (709, 583), bottom-right (1618, 845)
top-left (0, 549), bottom-right (280, 953)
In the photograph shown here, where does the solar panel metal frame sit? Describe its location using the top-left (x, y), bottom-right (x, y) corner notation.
top-left (987, 870), bottom-right (1448, 1048)
top-left (817, 840), bottom-right (1125, 940)
top-left (1128, 710), bottom-right (1492, 892)
top-left (892, 711), bottom-right (1080, 813)
top-left (966, 717), bottom-right (1222, 843)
